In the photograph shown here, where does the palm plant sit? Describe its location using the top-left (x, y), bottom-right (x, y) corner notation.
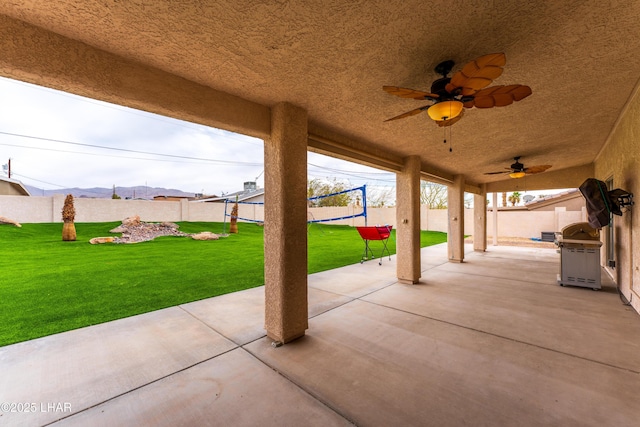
top-left (508, 191), bottom-right (521, 206)
top-left (229, 198), bottom-right (239, 234)
top-left (62, 194), bottom-right (77, 241)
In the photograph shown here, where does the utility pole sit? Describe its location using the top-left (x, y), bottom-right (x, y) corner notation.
top-left (2, 158), bottom-right (10, 178)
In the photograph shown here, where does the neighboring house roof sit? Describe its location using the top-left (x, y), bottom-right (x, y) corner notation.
top-left (153, 195), bottom-right (195, 201)
top-left (196, 187), bottom-right (265, 203)
top-left (0, 176), bottom-right (31, 196)
top-left (524, 189), bottom-right (583, 210)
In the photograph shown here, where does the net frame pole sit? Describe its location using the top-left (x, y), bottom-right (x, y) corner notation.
top-left (222, 199), bottom-right (228, 234)
top-left (363, 184), bottom-right (368, 226)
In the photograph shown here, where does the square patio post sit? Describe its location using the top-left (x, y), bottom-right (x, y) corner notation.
top-left (492, 192), bottom-right (499, 246)
top-left (264, 102), bottom-right (308, 344)
top-left (447, 174), bottom-right (465, 262)
top-left (396, 155), bottom-right (421, 284)
top-left (474, 184), bottom-right (487, 252)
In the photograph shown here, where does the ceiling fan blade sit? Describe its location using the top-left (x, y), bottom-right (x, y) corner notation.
top-left (468, 84), bottom-right (533, 108)
top-left (446, 53), bottom-right (506, 96)
top-left (462, 99), bottom-right (475, 108)
top-left (484, 171), bottom-right (509, 175)
top-left (383, 86), bottom-right (439, 100)
top-left (436, 108), bottom-right (464, 127)
top-left (524, 165), bottom-right (552, 174)
top-left (384, 105), bottom-right (430, 122)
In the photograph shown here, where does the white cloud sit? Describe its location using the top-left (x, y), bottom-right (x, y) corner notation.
top-left (0, 76), bottom-right (397, 198)
top-left (0, 77), bottom-right (266, 195)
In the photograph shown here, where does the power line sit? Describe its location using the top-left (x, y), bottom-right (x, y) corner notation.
top-left (308, 163), bottom-right (392, 175)
top-left (0, 131), bottom-right (263, 166)
top-left (0, 142), bottom-right (259, 166)
top-left (0, 77), bottom-right (264, 148)
top-left (307, 164), bottom-right (396, 182)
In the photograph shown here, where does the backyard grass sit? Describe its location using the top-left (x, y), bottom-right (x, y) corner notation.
top-left (0, 222), bottom-right (447, 347)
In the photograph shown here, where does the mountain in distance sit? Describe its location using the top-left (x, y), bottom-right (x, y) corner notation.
top-left (24, 185), bottom-right (201, 199)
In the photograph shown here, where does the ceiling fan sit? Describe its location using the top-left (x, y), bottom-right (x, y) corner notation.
top-left (383, 53), bottom-right (532, 126)
top-left (484, 156), bottom-right (552, 179)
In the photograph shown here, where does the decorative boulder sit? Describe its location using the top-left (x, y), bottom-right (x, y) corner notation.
top-left (0, 216), bottom-right (21, 227)
top-left (90, 237), bottom-right (115, 244)
top-left (191, 232), bottom-right (220, 241)
top-left (122, 215), bottom-right (141, 227)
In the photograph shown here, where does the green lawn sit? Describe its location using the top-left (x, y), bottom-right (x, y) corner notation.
top-left (0, 222), bottom-right (446, 347)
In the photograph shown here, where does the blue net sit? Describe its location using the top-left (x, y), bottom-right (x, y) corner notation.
top-left (223, 185), bottom-right (367, 224)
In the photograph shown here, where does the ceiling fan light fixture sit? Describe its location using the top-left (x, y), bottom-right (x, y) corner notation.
top-left (509, 171), bottom-right (526, 179)
top-left (427, 100), bottom-right (463, 121)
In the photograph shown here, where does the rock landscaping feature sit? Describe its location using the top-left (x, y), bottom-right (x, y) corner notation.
top-left (91, 215), bottom-right (220, 243)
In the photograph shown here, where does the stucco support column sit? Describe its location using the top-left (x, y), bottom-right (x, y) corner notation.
top-left (264, 102), bottom-right (308, 344)
top-left (396, 155), bottom-right (421, 284)
top-left (492, 192), bottom-right (498, 246)
top-left (474, 184), bottom-right (487, 252)
top-left (447, 175), bottom-right (465, 262)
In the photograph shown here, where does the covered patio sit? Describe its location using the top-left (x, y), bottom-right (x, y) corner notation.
top-left (2, 2), bottom-right (640, 424)
top-left (2, 1), bottom-right (640, 340)
top-left (2, 244), bottom-right (639, 426)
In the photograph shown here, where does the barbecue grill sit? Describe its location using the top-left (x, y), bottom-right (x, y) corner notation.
top-left (555, 222), bottom-right (602, 290)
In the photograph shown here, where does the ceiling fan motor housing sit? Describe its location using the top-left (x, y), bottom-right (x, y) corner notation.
top-left (510, 158), bottom-right (525, 171)
top-left (430, 77), bottom-right (452, 98)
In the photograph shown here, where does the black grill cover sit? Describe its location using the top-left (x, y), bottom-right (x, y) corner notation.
top-left (579, 178), bottom-right (627, 228)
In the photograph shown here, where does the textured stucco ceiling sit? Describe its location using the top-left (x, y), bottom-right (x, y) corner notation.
top-left (2, 1), bottom-right (640, 188)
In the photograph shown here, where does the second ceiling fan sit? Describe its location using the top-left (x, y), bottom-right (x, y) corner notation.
top-left (383, 53), bottom-right (532, 127)
top-left (484, 156), bottom-right (552, 179)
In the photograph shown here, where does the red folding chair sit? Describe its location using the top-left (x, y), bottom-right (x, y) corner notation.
top-left (356, 225), bottom-right (393, 265)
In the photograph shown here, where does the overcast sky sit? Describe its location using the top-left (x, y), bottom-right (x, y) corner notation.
top-left (0, 76), bottom-right (395, 197)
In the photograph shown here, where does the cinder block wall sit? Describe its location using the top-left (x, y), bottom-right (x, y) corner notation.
top-left (0, 196), bottom-right (584, 238)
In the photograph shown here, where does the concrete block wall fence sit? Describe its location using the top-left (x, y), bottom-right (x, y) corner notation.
top-left (0, 195), bottom-right (585, 239)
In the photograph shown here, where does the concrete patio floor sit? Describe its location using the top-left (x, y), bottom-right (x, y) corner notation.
top-left (2, 243), bottom-right (640, 426)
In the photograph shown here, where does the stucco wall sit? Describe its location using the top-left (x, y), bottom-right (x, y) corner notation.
top-left (1, 196), bottom-right (586, 239)
top-left (594, 84), bottom-right (640, 313)
top-left (0, 195), bottom-right (223, 223)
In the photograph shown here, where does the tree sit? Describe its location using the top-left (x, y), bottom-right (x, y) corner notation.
top-left (464, 193), bottom-right (473, 209)
top-left (508, 191), bottom-right (521, 206)
top-left (307, 178), bottom-right (353, 207)
top-left (61, 194), bottom-right (76, 241)
top-left (367, 186), bottom-right (395, 207)
top-left (421, 182), bottom-right (447, 209)
top-left (229, 197), bottom-right (239, 233)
